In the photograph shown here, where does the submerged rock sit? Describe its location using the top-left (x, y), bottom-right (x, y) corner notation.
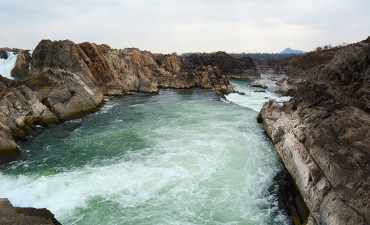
top-left (269, 169), bottom-right (310, 225)
top-left (250, 83), bottom-right (268, 89)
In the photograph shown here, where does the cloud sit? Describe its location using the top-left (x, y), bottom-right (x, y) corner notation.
top-left (0, 0), bottom-right (369, 53)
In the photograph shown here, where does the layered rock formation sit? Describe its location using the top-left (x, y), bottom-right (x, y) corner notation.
top-left (0, 39), bottom-right (236, 161)
top-left (258, 37), bottom-right (370, 224)
top-left (0, 198), bottom-right (61, 225)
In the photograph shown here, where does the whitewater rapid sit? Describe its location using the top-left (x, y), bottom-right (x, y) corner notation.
top-left (0, 51), bottom-right (18, 79)
top-left (226, 74), bottom-right (290, 112)
top-left (0, 77), bottom-right (290, 225)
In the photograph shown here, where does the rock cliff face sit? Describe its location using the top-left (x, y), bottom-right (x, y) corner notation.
top-left (258, 37), bottom-right (370, 224)
top-left (0, 39), bottom-right (235, 161)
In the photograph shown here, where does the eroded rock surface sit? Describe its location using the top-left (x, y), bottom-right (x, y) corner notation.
top-left (258, 37), bottom-right (370, 224)
top-left (11, 50), bottom-right (31, 80)
top-left (0, 198), bottom-right (61, 225)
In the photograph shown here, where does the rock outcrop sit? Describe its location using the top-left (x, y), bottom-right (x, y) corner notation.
top-left (0, 50), bottom-right (8, 60)
top-left (0, 198), bottom-right (61, 225)
top-left (0, 39), bottom-right (235, 161)
top-left (258, 37), bottom-right (370, 224)
top-left (11, 50), bottom-right (31, 80)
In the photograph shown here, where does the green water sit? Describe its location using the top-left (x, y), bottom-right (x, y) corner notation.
top-left (0, 85), bottom-right (288, 224)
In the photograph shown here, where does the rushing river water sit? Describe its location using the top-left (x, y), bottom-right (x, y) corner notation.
top-left (0, 76), bottom-right (290, 225)
top-left (0, 51), bottom-right (18, 79)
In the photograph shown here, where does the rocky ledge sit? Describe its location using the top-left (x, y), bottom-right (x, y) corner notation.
top-left (258, 37), bottom-right (370, 224)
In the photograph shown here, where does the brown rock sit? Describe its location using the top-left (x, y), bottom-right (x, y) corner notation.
top-left (0, 198), bottom-right (61, 225)
top-left (163, 53), bottom-right (181, 73)
top-left (251, 83), bottom-right (268, 89)
top-left (0, 85), bottom-right (59, 138)
top-left (28, 40), bottom-right (104, 120)
top-left (11, 50), bottom-right (31, 80)
top-left (0, 123), bottom-right (18, 164)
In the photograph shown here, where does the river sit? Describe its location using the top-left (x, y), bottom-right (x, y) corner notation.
top-left (0, 76), bottom-right (290, 225)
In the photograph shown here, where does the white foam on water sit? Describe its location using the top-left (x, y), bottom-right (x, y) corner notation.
top-left (226, 74), bottom-right (291, 112)
top-left (0, 89), bottom-right (289, 224)
top-left (0, 51), bottom-right (18, 79)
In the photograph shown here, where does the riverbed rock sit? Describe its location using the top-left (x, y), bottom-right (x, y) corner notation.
top-left (26, 40), bottom-right (105, 120)
top-left (11, 50), bottom-right (31, 80)
top-left (250, 83), bottom-right (268, 89)
top-left (0, 84), bottom-right (59, 142)
top-left (258, 37), bottom-right (370, 224)
top-left (275, 77), bottom-right (298, 96)
top-left (0, 123), bottom-right (17, 164)
top-left (0, 198), bottom-right (61, 225)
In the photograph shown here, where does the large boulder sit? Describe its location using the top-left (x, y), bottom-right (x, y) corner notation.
top-left (11, 50), bottom-right (31, 80)
top-left (258, 38), bottom-right (370, 224)
top-left (0, 85), bottom-right (59, 137)
top-left (27, 40), bottom-right (104, 120)
top-left (0, 123), bottom-right (17, 164)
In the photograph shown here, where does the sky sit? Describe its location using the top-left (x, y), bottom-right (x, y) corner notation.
top-left (0, 0), bottom-right (369, 54)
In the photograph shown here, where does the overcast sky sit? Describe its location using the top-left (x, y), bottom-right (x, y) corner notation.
top-left (1, 0), bottom-right (369, 53)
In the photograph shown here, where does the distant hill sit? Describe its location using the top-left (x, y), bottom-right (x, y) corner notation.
top-left (280, 48), bottom-right (305, 55)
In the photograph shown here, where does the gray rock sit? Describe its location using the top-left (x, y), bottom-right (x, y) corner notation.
top-left (258, 37), bottom-right (370, 224)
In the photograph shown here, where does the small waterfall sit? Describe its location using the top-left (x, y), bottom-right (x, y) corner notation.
top-left (0, 51), bottom-right (18, 79)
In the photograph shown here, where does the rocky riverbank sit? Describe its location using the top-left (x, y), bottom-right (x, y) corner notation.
top-left (0, 198), bottom-right (61, 225)
top-left (0, 39), bottom-right (262, 161)
top-left (0, 39), bottom-right (261, 224)
top-left (258, 37), bottom-right (370, 224)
